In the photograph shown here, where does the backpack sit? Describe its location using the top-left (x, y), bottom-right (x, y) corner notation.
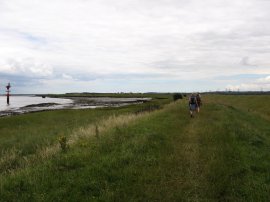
top-left (190, 96), bottom-right (196, 104)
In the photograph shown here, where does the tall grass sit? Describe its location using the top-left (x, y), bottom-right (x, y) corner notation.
top-left (0, 99), bottom-right (167, 174)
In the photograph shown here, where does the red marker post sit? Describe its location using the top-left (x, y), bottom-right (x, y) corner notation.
top-left (6, 83), bottom-right (11, 105)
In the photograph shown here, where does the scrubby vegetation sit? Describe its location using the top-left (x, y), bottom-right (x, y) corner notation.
top-left (173, 93), bottom-right (183, 101)
top-left (0, 94), bottom-right (270, 201)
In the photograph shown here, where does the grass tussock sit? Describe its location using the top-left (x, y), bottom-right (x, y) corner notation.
top-left (0, 148), bottom-right (22, 174)
top-left (70, 113), bottom-right (147, 144)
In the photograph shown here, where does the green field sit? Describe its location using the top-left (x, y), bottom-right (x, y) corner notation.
top-left (0, 94), bottom-right (269, 201)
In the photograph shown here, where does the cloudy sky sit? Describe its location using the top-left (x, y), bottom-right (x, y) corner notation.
top-left (0, 0), bottom-right (270, 93)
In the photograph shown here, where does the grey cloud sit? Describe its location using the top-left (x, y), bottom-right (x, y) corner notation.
top-left (240, 57), bottom-right (253, 66)
top-left (4, 58), bottom-right (53, 77)
top-left (1, 0), bottom-right (270, 92)
top-left (150, 59), bottom-right (200, 71)
top-left (0, 73), bottom-right (43, 90)
top-left (59, 71), bottom-right (175, 81)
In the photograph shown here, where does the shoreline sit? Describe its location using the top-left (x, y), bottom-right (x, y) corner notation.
top-left (0, 97), bottom-right (151, 117)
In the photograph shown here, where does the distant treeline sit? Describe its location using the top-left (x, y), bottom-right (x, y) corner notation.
top-left (204, 91), bottom-right (270, 95)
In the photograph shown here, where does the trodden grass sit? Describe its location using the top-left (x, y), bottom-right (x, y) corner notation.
top-left (0, 95), bottom-right (270, 201)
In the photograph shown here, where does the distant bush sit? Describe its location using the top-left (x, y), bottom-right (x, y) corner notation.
top-left (173, 93), bottom-right (183, 101)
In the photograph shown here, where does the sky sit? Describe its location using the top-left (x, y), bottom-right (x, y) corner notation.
top-left (0, 0), bottom-right (270, 93)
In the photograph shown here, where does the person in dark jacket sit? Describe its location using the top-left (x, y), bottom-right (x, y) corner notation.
top-left (196, 93), bottom-right (202, 113)
top-left (189, 93), bottom-right (198, 118)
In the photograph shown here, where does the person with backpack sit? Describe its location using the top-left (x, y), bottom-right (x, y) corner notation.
top-left (196, 93), bottom-right (202, 113)
top-left (189, 93), bottom-right (198, 118)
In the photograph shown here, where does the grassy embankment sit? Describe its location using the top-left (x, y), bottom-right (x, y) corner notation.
top-left (0, 94), bottom-right (170, 172)
top-left (0, 94), bottom-right (270, 201)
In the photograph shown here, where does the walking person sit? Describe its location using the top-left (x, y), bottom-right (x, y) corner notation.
top-left (196, 93), bottom-right (202, 113)
top-left (189, 93), bottom-right (198, 118)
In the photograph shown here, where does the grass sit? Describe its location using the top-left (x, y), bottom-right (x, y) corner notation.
top-left (0, 95), bottom-right (170, 152)
top-left (0, 94), bottom-right (270, 201)
top-left (207, 94), bottom-right (270, 120)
